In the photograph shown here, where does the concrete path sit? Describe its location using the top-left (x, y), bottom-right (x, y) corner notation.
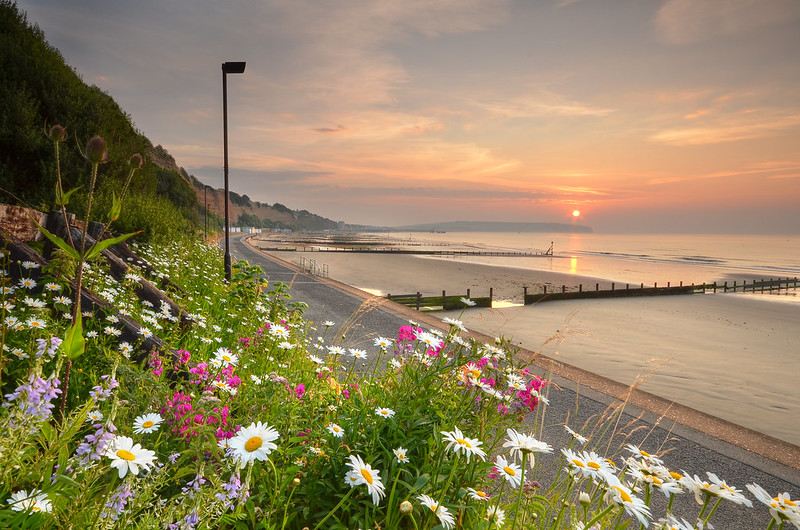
top-left (230, 234), bottom-right (800, 528)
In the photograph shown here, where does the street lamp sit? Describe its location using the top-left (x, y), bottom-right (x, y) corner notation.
top-left (222, 61), bottom-right (246, 281)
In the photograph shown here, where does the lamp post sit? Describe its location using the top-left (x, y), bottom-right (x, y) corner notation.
top-left (222, 61), bottom-right (246, 281)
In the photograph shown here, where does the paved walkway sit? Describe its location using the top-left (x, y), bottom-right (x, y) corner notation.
top-left (230, 234), bottom-right (800, 528)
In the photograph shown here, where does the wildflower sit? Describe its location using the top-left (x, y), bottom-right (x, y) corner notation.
top-left (44, 282), bottom-right (61, 291)
top-left (393, 447), bottom-right (410, 463)
top-left (7, 489), bottom-right (52, 513)
top-left (85, 135), bottom-right (108, 164)
top-left (87, 410), bottom-right (104, 422)
top-left (746, 483), bottom-right (800, 528)
top-left (53, 295), bottom-right (71, 305)
top-left (495, 455), bottom-right (522, 488)
top-left (324, 321), bottom-right (335, 327)
top-left (349, 348), bottom-right (367, 359)
top-left (269, 326), bottom-right (289, 339)
top-left (213, 348), bottom-right (238, 367)
top-left (375, 407), bottom-right (395, 419)
top-left (460, 297), bottom-right (477, 307)
top-left (309, 354), bottom-right (324, 365)
top-left (624, 444), bottom-right (664, 465)
top-left (604, 476), bottom-right (651, 528)
top-left (104, 435), bottom-right (157, 478)
top-left (399, 500), bottom-right (413, 514)
top-left (503, 428), bottom-right (552, 467)
top-left (18, 278), bottom-right (37, 289)
top-left (486, 505), bottom-right (506, 526)
top-left (565, 425), bottom-right (588, 445)
top-left (561, 448), bottom-right (613, 483)
top-left (133, 413), bottom-right (163, 434)
top-left (229, 421), bottom-right (279, 465)
top-left (327, 345), bottom-right (346, 356)
top-left (327, 423), bottom-right (344, 438)
top-left (101, 483), bottom-right (133, 521)
top-left (442, 316), bottom-right (467, 332)
top-left (26, 318), bottom-right (46, 330)
top-left (3, 373), bottom-right (62, 422)
top-left (441, 426), bottom-right (487, 462)
top-left (466, 487), bottom-right (490, 501)
top-left (345, 454), bottom-right (386, 505)
top-left (118, 342), bottom-right (133, 358)
top-left (104, 326), bottom-right (121, 337)
top-left (417, 494), bottom-right (455, 529)
top-left (374, 336), bottom-right (392, 349)
top-left (706, 472), bottom-right (752, 506)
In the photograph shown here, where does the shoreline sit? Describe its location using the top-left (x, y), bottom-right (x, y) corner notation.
top-left (254, 243), bottom-right (800, 447)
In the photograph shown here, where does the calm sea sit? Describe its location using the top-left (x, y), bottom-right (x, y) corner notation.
top-left (384, 232), bottom-right (800, 291)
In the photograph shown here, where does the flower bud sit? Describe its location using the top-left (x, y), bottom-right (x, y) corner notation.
top-left (85, 135), bottom-right (108, 164)
top-left (48, 124), bottom-right (67, 142)
top-left (292, 477), bottom-right (301, 486)
top-left (579, 492), bottom-right (591, 505)
top-left (399, 500), bottom-right (413, 515)
top-left (129, 153), bottom-right (143, 169)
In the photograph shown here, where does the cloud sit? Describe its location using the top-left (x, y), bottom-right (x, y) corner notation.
top-left (479, 90), bottom-right (616, 119)
top-left (655, 0), bottom-right (800, 45)
top-left (649, 112), bottom-right (800, 146)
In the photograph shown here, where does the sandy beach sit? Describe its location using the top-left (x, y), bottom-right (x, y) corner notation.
top-left (262, 247), bottom-right (800, 446)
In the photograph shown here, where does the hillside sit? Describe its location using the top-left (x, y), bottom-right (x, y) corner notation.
top-left (0, 1), bottom-right (340, 235)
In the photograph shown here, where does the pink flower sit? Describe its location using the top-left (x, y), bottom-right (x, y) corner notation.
top-left (178, 350), bottom-right (191, 363)
top-left (294, 384), bottom-right (305, 399)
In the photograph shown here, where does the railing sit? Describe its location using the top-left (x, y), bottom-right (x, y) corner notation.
top-left (299, 257), bottom-right (328, 278)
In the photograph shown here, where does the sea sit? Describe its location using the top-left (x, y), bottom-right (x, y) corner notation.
top-left (382, 231), bottom-right (800, 296)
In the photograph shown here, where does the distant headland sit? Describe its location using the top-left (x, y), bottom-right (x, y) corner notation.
top-left (388, 221), bottom-right (593, 233)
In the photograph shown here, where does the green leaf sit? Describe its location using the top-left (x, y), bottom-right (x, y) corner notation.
top-left (62, 312), bottom-right (85, 360)
top-left (108, 190), bottom-right (122, 222)
top-left (55, 184), bottom-right (81, 207)
top-left (33, 219), bottom-right (80, 260)
top-left (84, 231), bottom-right (140, 261)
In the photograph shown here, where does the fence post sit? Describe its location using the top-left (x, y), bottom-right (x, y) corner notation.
top-left (416, 292), bottom-right (420, 311)
top-left (543, 285), bottom-right (547, 294)
top-left (562, 285), bottom-right (566, 293)
top-left (723, 281), bottom-right (728, 292)
top-left (579, 284), bottom-right (583, 292)
top-left (489, 287), bottom-right (493, 303)
top-left (596, 283), bottom-right (599, 291)
top-left (524, 286), bottom-right (528, 303)
top-left (467, 288), bottom-right (471, 298)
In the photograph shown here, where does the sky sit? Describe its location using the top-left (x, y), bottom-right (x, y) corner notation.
top-left (16, 0), bottom-right (800, 233)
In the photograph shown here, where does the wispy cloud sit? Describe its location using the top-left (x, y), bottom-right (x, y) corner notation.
top-left (650, 112), bottom-right (800, 146)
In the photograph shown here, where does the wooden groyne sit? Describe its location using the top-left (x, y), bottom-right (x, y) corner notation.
top-left (387, 289), bottom-right (493, 311)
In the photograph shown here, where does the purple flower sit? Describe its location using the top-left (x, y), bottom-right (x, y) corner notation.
top-left (2, 373), bottom-right (62, 423)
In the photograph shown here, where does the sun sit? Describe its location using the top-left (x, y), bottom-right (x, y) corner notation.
top-left (572, 210), bottom-right (581, 217)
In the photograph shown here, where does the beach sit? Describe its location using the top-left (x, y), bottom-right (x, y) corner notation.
top-left (258, 245), bottom-right (800, 446)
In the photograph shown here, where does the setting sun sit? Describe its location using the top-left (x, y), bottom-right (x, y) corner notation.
top-left (572, 210), bottom-right (581, 217)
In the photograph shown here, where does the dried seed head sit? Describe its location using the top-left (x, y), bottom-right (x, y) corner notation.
top-left (129, 153), bottom-right (143, 169)
top-left (399, 500), bottom-right (413, 515)
top-left (48, 124), bottom-right (67, 142)
top-left (85, 135), bottom-right (108, 164)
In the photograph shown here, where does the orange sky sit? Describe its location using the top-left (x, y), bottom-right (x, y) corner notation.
top-left (19, 0), bottom-right (800, 233)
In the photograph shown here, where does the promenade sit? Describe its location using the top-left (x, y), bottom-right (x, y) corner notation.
top-left (230, 234), bottom-right (800, 528)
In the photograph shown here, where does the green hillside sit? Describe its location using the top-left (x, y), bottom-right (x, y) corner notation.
top-left (0, 0), bottom-right (339, 239)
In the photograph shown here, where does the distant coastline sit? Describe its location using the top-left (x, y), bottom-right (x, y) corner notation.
top-left (388, 220), bottom-right (593, 233)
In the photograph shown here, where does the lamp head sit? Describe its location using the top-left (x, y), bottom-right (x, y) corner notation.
top-left (222, 61), bottom-right (246, 74)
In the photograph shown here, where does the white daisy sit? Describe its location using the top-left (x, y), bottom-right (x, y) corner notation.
top-left (375, 407), bottom-right (395, 419)
top-left (327, 423), bottom-right (344, 438)
top-left (441, 427), bottom-right (487, 462)
top-left (133, 413), bottom-right (163, 434)
top-left (229, 421), bottom-right (279, 466)
top-left (495, 455), bottom-right (522, 488)
top-left (503, 428), bottom-right (552, 468)
top-left (7, 489), bottom-right (52, 513)
top-left (393, 447), bottom-right (410, 464)
top-left (344, 454), bottom-right (386, 505)
top-left (104, 435), bottom-right (157, 478)
top-left (486, 505), bottom-right (506, 526)
top-left (466, 487), bottom-right (490, 502)
top-left (417, 494), bottom-right (455, 529)
top-left (213, 348), bottom-right (238, 367)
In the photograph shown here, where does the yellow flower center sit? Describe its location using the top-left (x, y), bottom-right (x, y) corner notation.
top-left (475, 490), bottom-right (487, 498)
top-left (503, 466), bottom-right (516, 477)
top-left (670, 471), bottom-right (682, 480)
top-left (784, 498), bottom-right (797, 507)
top-left (456, 438), bottom-right (472, 448)
top-left (613, 486), bottom-right (633, 504)
top-left (32, 506), bottom-right (41, 512)
top-left (640, 450), bottom-right (651, 457)
top-left (360, 468), bottom-right (374, 485)
top-left (245, 436), bottom-right (263, 452)
top-left (117, 449), bottom-right (136, 461)
top-left (587, 461), bottom-right (601, 470)
top-left (223, 355), bottom-right (231, 361)
top-left (572, 459), bottom-right (586, 468)
top-left (142, 421), bottom-right (154, 429)
top-left (469, 369), bottom-right (481, 378)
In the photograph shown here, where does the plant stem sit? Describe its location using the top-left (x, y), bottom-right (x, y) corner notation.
top-left (312, 487), bottom-right (355, 530)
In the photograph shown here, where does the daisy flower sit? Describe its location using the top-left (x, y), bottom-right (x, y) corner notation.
top-left (26, 318), bottom-right (46, 329)
top-left (561, 448), bottom-right (613, 483)
top-left (18, 278), bottom-right (37, 289)
top-left (393, 447), bottom-right (410, 464)
top-left (503, 428), bottom-right (552, 467)
top-left (44, 282), bottom-right (60, 291)
top-left (133, 413), bottom-right (163, 434)
top-left (138, 327), bottom-right (153, 338)
top-left (375, 407), bottom-right (395, 419)
top-left (495, 455), bottom-right (522, 488)
top-left (373, 336), bottom-right (392, 349)
top-left (565, 425), bottom-right (588, 445)
top-left (624, 444), bottom-right (663, 465)
top-left (706, 472), bottom-right (752, 507)
top-left (327, 345), bottom-right (346, 356)
top-left (104, 435), bottom-right (157, 478)
top-left (87, 410), bottom-right (104, 422)
top-left (118, 342), bottom-right (133, 358)
top-left (228, 421), bottom-right (280, 466)
top-left (327, 423), bottom-right (344, 438)
top-left (213, 348), bottom-right (238, 367)
top-left (486, 505), bottom-right (506, 526)
top-left (460, 297), bottom-right (477, 307)
top-left (344, 454), bottom-right (386, 505)
top-left (309, 354), bottom-right (324, 365)
top-left (604, 476), bottom-right (651, 528)
top-left (417, 494), bottom-right (455, 530)
top-left (324, 321), bottom-right (335, 327)
top-left (466, 487), bottom-right (490, 501)
top-left (6, 489), bottom-right (52, 513)
top-left (746, 483), bottom-right (800, 528)
top-left (441, 427), bottom-right (487, 462)
top-left (349, 348), bottom-right (367, 359)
